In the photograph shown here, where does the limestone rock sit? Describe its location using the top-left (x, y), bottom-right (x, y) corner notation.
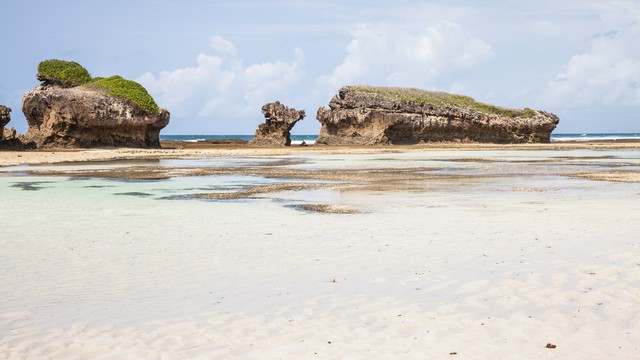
top-left (0, 129), bottom-right (29, 150)
top-left (316, 86), bottom-right (559, 145)
top-left (0, 105), bottom-right (10, 136)
top-left (0, 105), bottom-right (29, 150)
top-left (3, 126), bottom-right (16, 139)
top-left (249, 101), bottom-right (305, 146)
top-left (22, 85), bottom-right (169, 148)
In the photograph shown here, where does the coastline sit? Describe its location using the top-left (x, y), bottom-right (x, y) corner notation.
top-left (2, 141), bottom-right (639, 358)
top-left (2, 143), bottom-right (639, 358)
top-left (1, 140), bottom-right (639, 167)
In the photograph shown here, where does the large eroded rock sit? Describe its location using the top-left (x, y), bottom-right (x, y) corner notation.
top-left (249, 101), bottom-right (305, 146)
top-left (22, 85), bottom-right (169, 148)
top-left (316, 86), bottom-right (559, 145)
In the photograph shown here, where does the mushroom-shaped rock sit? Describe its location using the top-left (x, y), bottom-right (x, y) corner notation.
top-left (249, 101), bottom-right (305, 146)
top-left (21, 60), bottom-right (169, 149)
top-left (316, 86), bottom-right (559, 145)
top-left (23, 85), bottom-right (169, 148)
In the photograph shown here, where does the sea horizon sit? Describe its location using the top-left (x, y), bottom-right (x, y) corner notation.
top-left (160, 132), bottom-right (640, 144)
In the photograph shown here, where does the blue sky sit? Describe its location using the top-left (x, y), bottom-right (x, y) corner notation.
top-left (1, 0), bottom-right (638, 135)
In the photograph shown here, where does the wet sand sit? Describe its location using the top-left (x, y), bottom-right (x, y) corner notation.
top-left (1, 140), bottom-right (639, 168)
top-left (1, 142), bottom-right (639, 359)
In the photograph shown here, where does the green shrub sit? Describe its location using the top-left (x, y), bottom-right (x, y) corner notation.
top-left (347, 86), bottom-right (536, 118)
top-left (87, 76), bottom-right (159, 113)
top-left (37, 59), bottom-right (92, 87)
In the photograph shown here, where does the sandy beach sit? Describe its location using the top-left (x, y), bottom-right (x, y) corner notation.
top-left (4, 0), bottom-right (640, 357)
top-left (1, 140), bottom-right (639, 168)
top-left (1, 142), bottom-right (639, 359)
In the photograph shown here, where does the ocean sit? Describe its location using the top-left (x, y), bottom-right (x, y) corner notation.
top-left (551, 133), bottom-right (640, 141)
top-left (161, 133), bottom-right (640, 144)
top-left (161, 134), bottom-right (318, 145)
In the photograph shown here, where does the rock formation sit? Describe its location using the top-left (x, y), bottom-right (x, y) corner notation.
top-left (249, 101), bottom-right (305, 146)
top-left (0, 105), bottom-right (10, 137)
top-left (316, 86), bottom-right (559, 145)
top-left (22, 59), bottom-right (169, 148)
top-left (0, 105), bottom-right (28, 150)
top-left (23, 86), bottom-right (169, 148)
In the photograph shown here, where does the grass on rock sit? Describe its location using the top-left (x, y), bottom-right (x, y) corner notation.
top-left (347, 85), bottom-right (537, 118)
top-left (87, 76), bottom-right (159, 113)
top-left (37, 59), bottom-right (160, 113)
top-left (37, 59), bottom-right (92, 87)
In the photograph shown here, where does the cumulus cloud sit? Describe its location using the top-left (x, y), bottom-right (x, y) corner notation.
top-left (546, 1), bottom-right (640, 107)
top-left (317, 22), bottom-right (494, 92)
top-left (137, 38), bottom-right (305, 131)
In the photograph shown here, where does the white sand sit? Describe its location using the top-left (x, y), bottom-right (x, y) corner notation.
top-left (1, 141), bottom-right (639, 167)
top-left (1, 149), bottom-right (639, 359)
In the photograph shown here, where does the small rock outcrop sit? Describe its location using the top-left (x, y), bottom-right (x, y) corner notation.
top-left (316, 86), bottom-right (559, 145)
top-left (0, 105), bottom-right (10, 135)
top-left (249, 101), bottom-right (305, 146)
top-left (0, 105), bottom-right (28, 150)
top-left (22, 59), bottom-right (169, 148)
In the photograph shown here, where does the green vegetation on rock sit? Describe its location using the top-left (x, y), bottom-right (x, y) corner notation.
top-left (347, 86), bottom-right (537, 118)
top-left (36, 59), bottom-right (160, 113)
top-left (37, 59), bottom-right (92, 87)
top-left (87, 76), bottom-right (159, 113)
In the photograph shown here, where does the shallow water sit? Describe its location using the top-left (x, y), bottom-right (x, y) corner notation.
top-left (1, 149), bottom-right (639, 358)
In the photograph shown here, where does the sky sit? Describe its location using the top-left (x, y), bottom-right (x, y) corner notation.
top-left (1, 0), bottom-right (639, 135)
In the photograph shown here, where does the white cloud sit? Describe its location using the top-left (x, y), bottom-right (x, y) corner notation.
top-left (317, 22), bottom-right (494, 92)
top-left (209, 35), bottom-right (237, 56)
top-left (200, 48), bottom-right (305, 117)
top-left (137, 40), bottom-right (305, 130)
top-left (546, 1), bottom-right (640, 107)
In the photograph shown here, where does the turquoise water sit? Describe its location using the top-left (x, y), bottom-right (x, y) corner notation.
top-left (160, 133), bottom-right (640, 143)
top-left (161, 134), bottom-right (317, 144)
top-left (551, 133), bottom-right (640, 141)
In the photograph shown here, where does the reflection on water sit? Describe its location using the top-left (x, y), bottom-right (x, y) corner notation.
top-left (11, 181), bottom-right (55, 191)
top-left (2, 149), bottom-right (639, 205)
